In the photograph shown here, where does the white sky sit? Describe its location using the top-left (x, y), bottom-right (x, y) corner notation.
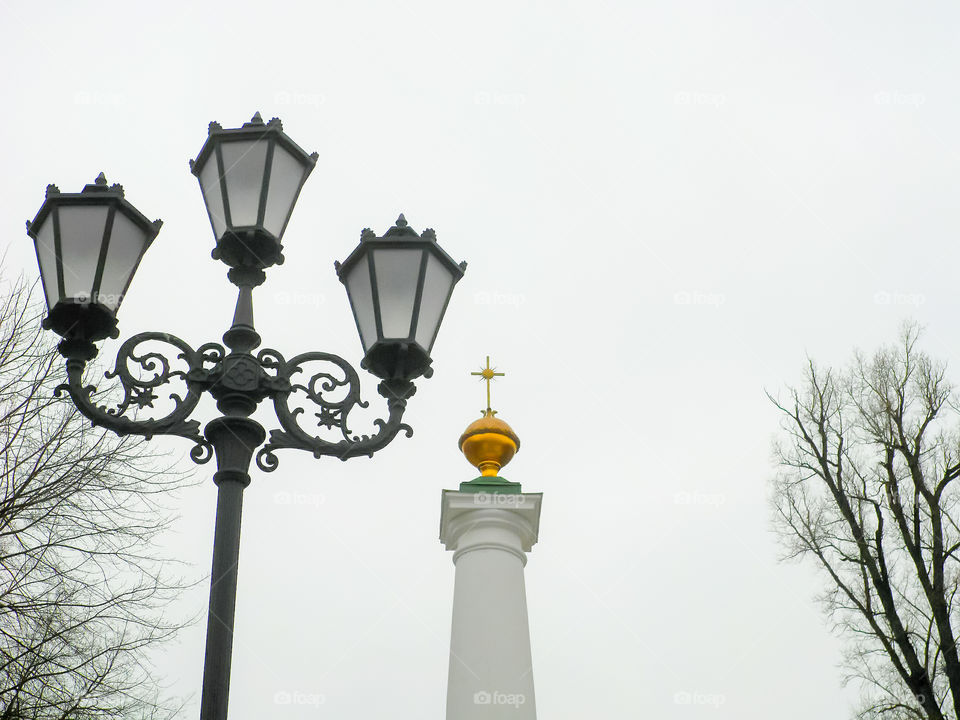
top-left (4, 1), bottom-right (960, 717)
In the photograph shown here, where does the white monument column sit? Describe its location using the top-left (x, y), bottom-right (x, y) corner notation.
top-left (441, 490), bottom-right (541, 719)
top-left (441, 357), bottom-right (542, 719)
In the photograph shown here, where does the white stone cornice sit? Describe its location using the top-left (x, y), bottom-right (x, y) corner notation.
top-left (439, 490), bottom-right (542, 555)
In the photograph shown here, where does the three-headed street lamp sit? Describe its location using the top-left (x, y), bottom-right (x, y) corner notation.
top-left (25, 112), bottom-right (466, 720)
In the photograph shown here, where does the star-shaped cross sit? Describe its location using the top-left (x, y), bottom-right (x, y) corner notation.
top-left (471, 355), bottom-right (504, 416)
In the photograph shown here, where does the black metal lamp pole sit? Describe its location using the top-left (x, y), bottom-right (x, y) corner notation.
top-left (25, 113), bottom-right (466, 720)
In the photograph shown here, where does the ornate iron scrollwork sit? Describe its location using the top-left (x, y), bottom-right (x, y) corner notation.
top-left (55, 331), bottom-right (222, 464)
top-left (256, 349), bottom-right (415, 471)
top-left (55, 331), bottom-right (417, 471)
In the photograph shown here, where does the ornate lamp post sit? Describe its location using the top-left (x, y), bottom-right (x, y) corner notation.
top-left (25, 112), bottom-right (466, 720)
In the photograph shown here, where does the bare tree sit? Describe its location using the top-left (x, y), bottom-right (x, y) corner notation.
top-left (771, 323), bottom-right (960, 720)
top-left (0, 277), bottom-right (192, 719)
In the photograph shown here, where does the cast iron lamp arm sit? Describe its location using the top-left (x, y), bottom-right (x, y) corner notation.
top-left (255, 348), bottom-right (416, 471)
top-left (54, 332), bottom-right (222, 462)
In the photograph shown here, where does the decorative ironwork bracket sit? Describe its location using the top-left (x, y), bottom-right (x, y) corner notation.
top-left (256, 349), bottom-right (416, 471)
top-left (54, 331), bottom-right (416, 471)
top-left (55, 332), bottom-right (221, 463)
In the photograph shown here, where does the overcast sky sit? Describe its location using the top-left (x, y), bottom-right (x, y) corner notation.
top-left (4, 1), bottom-right (960, 718)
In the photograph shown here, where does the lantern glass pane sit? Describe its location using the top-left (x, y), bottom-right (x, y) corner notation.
top-left (198, 154), bottom-right (226, 238)
top-left (57, 205), bottom-right (109, 302)
top-left (263, 144), bottom-right (305, 238)
top-left (97, 212), bottom-right (149, 312)
top-left (344, 255), bottom-right (376, 351)
top-left (372, 248), bottom-right (422, 339)
top-left (34, 216), bottom-right (60, 310)
top-left (415, 253), bottom-right (454, 351)
top-left (220, 139), bottom-right (268, 227)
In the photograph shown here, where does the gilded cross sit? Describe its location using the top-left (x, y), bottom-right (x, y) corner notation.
top-left (471, 355), bottom-right (504, 415)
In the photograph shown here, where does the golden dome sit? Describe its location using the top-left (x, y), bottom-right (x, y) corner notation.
top-left (459, 410), bottom-right (520, 477)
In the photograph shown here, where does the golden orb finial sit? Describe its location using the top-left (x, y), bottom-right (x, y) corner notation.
top-left (459, 357), bottom-right (520, 477)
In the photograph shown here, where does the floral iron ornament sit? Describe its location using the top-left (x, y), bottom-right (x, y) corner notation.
top-left (25, 113), bottom-right (466, 720)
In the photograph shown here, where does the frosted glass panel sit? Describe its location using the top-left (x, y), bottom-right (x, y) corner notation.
top-left (345, 256), bottom-right (376, 351)
top-left (372, 249), bottom-right (421, 339)
top-left (263, 144), bottom-right (304, 237)
top-left (220, 140), bottom-right (268, 227)
top-left (58, 205), bottom-right (108, 302)
top-left (97, 212), bottom-right (149, 312)
top-left (199, 154), bottom-right (226, 238)
top-left (34, 217), bottom-right (60, 309)
top-left (414, 253), bottom-right (454, 351)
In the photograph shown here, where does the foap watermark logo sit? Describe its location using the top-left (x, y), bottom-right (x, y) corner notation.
top-left (473, 690), bottom-right (526, 708)
top-left (474, 91), bottom-right (527, 106)
top-left (673, 291), bottom-right (725, 308)
top-left (472, 492), bottom-right (529, 508)
top-left (674, 91), bottom-right (726, 108)
top-left (674, 690), bottom-right (726, 708)
top-left (674, 491), bottom-right (726, 508)
top-left (874, 291), bottom-right (926, 308)
top-left (273, 491), bottom-right (325, 509)
top-left (474, 290), bottom-right (527, 308)
top-left (874, 91), bottom-right (925, 107)
top-left (274, 90), bottom-right (325, 107)
top-left (68, 291), bottom-right (125, 307)
top-left (273, 690), bottom-right (325, 708)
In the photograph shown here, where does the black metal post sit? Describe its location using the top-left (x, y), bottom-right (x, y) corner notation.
top-left (198, 416), bottom-right (265, 720)
top-left (198, 274), bottom-right (268, 720)
top-left (200, 473), bottom-right (244, 720)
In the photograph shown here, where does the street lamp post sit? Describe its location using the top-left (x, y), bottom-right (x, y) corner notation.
top-left (25, 112), bottom-right (466, 720)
